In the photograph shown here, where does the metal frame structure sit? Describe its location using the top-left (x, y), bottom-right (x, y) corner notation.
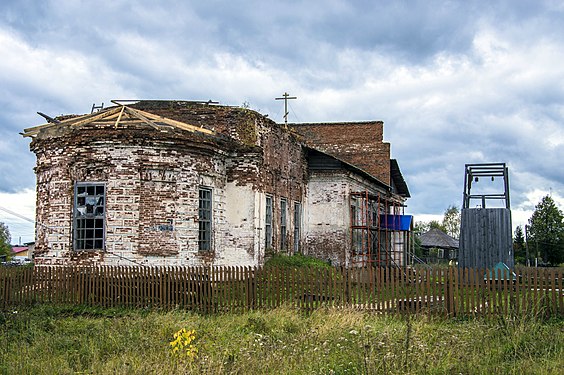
top-left (350, 191), bottom-right (409, 267)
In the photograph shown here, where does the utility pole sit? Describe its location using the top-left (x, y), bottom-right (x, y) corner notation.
top-left (275, 92), bottom-right (297, 128)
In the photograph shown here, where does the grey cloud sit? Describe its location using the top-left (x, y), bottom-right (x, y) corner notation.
top-left (1, 0), bottom-right (564, 225)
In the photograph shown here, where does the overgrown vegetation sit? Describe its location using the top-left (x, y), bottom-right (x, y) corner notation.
top-left (264, 252), bottom-right (332, 269)
top-left (0, 222), bottom-right (11, 261)
top-left (1, 305), bottom-right (562, 374)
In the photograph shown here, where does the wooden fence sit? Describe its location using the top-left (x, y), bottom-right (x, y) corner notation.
top-left (1, 265), bottom-right (562, 318)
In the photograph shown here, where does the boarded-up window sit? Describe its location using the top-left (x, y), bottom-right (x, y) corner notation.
top-left (138, 168), bottom-right (178, 256)
top-left (74, 182), bottom-right (105, 250)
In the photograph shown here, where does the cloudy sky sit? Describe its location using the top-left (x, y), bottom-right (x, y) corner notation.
top-left (1, 0), bottom-right (563, 244)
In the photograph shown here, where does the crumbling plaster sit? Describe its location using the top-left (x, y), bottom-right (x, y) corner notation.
top-left (30, 104), bottom-right (308, 266)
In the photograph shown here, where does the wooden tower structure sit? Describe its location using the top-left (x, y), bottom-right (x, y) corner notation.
top-left (459, 163), bottom-right (513, 268)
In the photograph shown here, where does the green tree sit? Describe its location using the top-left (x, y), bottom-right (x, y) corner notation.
top-left (513, 225), bottom-right (526, 265)
top-left (428, 220), bottom-right (445, 232)
top-left (412, 222), bottom-right (428, 258)
top-left (413, 221), bottom-right (430, 235)
top-left (442, 205), bottom-right (461, 239)
top-left (528, 195), bottom-right (564, 265)
top-left (0, 222), bottom-right (11, 260)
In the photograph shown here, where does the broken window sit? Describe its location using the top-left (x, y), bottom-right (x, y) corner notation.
top-left (265, 196), bottom-right (273, 249)
top-left (74, 182), bottom-right (105, 250)
top-left (280, 198), bottom-right (287, 250)
top-left (198, 187), bottom-right (212, 251)
top-left (294, 202), bottom-right (301, 253)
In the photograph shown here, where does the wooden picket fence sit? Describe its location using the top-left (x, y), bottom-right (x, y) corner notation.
top-left (0, 265), bottom-right (562, 318)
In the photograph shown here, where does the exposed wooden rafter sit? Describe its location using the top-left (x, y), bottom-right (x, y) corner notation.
top-left (22, 105), bottom-right (215, 137)
top-left (114, 106), bottom-right (125, 129)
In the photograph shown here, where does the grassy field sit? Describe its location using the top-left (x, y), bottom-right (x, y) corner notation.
top-left (1, 305), bottom-right (562, 374)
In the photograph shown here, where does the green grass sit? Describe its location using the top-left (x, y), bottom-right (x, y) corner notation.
top-left (1, 305), bottom-right (562, 374)
top-left (264, 253), bottom-right (332, 269)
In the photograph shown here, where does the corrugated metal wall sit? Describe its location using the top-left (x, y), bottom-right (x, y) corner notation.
top-left (459, 208), bottom-right (513, 269)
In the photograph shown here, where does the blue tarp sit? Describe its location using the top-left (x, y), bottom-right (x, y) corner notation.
top-left (379, 215), bottom-right (413, 231)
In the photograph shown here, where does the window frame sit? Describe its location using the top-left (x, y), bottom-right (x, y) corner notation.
top-left (73, 182), bottom-right (106, 251)
top-left (265, 195), bottom-right (273, 249)
top-left (198, 187), bottom-right (213, 251)
top-left (437, 248), bottom-right (445, 259)
top-left (280, 198), bottom-right (287, 250)
top-left (293, 202), bottom-right (301, 253)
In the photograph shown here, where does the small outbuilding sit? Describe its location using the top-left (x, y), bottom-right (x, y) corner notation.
top-left (418, 228), bottom-right (459, 263)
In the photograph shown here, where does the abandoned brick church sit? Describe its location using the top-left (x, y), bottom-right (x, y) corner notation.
top-left (23, 100), bottom-right (411, 267)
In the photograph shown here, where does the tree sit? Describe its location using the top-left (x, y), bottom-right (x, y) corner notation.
top-left (428, 220), bottom-right (445, 232)
top-left (513, 225), bottom-right (526, 265)
top-left (528, 195), bottom-right (564, 265)
top-left (413, 221), bottom-right (430, 235)
top-left (442, 205), bottom-right (460, 239)
top-left (412, 222), bottom-right (429, 258)
top-left (0, 222), bottom-right (11, 260)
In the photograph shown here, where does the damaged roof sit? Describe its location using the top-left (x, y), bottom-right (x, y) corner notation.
top-left (22, 104), bottom-right (255, 156)
top-left (24, 100), bottom-right (281, 151)
top-left (23, 100), bottom-right (409, 200)
top-left (22, 104), bottom-right (216, 138)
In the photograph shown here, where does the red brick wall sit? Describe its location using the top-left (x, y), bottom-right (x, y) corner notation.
top-left (291, 122), bottom-right (391, 185)
top-left (29, 105), bottom-right (309, 265)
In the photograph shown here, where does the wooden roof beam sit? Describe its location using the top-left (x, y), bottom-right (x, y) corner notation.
top-left (139, 110), bottom-right (215, 135)
top-left (23, 104), bottom-right (217, 137)
top-left (123, 107), bottom-right (163, 131)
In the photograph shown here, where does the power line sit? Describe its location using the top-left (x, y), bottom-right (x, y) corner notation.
top-left (0, 206), bottom-right (36, 225)
top-left (0, 205), bottom-right (145, 267)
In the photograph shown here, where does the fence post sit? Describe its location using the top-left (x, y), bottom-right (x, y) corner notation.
top-left (445, 267), bottom-right (453, 317)
top-left (246, 266), bottom-right (253, 310)
top-left (343, 267), bottom-right (350, 305)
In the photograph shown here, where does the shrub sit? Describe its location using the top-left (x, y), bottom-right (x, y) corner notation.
top-left (264, 253), bottom-right (332, 269)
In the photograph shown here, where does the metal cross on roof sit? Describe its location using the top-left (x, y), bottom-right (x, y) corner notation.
top-left (275, 92), bottom-right (297, 128)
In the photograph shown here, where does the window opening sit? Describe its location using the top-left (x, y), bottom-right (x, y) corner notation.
top-left (280, 198), bottom-right (287, 250)
top-left (437, 248), bottom-right (445, 259)
top-left (199, 187), bottom-right (212, 251)
top-left (265, 196), bottom-right (273, 249)
top-left (293, 202), bottom-right (301, 253)
top-left (351, 198), bottom-right (365, 254)
top-left (74, 182), bottom-right (106, 250)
